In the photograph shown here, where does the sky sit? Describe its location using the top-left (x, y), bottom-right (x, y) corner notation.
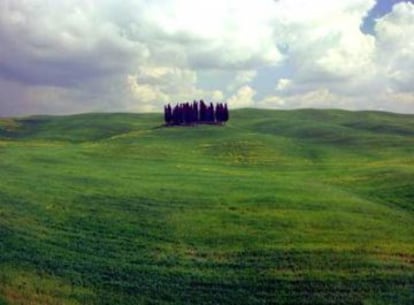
top-left (0, 0), bottom-right (413, 116)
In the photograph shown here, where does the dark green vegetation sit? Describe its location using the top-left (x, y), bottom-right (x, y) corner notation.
top-left (0, 109), bottom-right (413, 305)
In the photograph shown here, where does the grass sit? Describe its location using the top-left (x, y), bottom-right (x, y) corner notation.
top-left (0, 108), bottom-right (413, 304)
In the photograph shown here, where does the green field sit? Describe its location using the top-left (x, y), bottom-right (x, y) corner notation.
top-left (0, 109), bottom-right (413, 305)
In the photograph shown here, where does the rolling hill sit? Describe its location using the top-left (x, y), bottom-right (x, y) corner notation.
top-left (0, 109), bottom-right (413, 305)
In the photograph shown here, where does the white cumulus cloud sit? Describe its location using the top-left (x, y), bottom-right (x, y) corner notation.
top-left (227, 85), bottom-right (256, 108)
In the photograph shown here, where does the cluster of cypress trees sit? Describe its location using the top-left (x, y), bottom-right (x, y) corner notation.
top-left (164, 100), bottom-right (229, 125)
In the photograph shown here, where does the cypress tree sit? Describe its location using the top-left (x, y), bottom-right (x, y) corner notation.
top-left (200, 100), bottom-right (206, 122)
top-left (215, 103), bottom-right (223, 123)
top-left (164, 105), bottom-right (168, 124)
top-left (164, 104), bottom-right (172, 125)
top-left (173, 104), bottom-right (182, 125)
top-left (223, 103), bottom-right (229, 122)
top-left (193, 100), bottom-right (199, 123)
top-left (184, 102), bottom-right (192, 124)
top-left (208, 103), bottom-right (215, 123)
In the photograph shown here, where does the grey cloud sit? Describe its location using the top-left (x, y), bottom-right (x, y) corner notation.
top-left (0, 1), bottom-right (148, 87)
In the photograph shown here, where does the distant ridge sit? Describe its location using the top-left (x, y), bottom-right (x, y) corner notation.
top-left (1, 108), bottom-right (413, 143)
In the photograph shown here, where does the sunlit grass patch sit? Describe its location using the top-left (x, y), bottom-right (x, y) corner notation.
top-left (0, 266), bottom-right (94, 305)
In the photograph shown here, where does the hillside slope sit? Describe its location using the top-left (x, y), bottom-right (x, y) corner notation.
top-left (0, 109), bottom-right (413, 305)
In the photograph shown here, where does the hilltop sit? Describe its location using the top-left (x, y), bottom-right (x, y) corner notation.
top-left (0, 109), bottom-right (413, 305)
top-left (1, 108), bottom-right (414, 142)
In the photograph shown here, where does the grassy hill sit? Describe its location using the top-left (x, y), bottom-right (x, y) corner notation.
top-left (0, 109), bottom-right (413, 305)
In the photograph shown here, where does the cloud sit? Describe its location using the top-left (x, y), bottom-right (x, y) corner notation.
top-left (227, 85), bottom-right (256, 108)
top-left (276, 78), bottom-right (292, 91)
top-left (374, 1), bottom-right (414, 93)
top-left (273, 0), bottom-right (377, 83)
top-left (227, 70), bottom-right (257, 91)
top-left (126, 66), bottom-right (226, 112)
top-left (141, 0), bottom-right (283, 69)
top-left (256, 0), bottom-right (414, 112)
top-left (258, 88), bottom-right (340, 110)
top-left (126, 66), bottom-right (196, 111)
top-left (0, 0), bottom-right (413, 116)
top-left (0, 0), bottom-right (148, 87)
top-left (257, 95), bottom-right (285, 109)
